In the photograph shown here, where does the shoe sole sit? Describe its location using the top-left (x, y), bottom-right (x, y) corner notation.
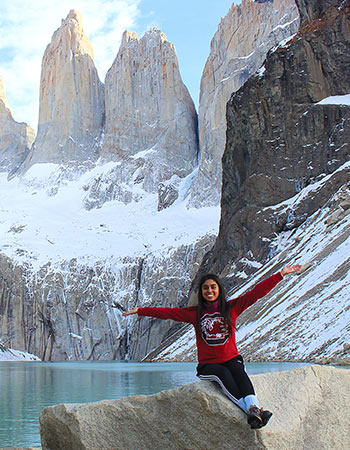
top-left (248, 413), bottom-right (262, 426)
top-left (251, 412), bottom-right (273, 429)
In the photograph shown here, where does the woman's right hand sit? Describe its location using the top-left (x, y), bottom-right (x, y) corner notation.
top-left (122, 308), bottom-right (139, 316)
top-left (281, 264), bottom-right (302, 276)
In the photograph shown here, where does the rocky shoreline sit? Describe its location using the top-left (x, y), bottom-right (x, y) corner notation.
top-left (0, 448), bottom-right (41, 450)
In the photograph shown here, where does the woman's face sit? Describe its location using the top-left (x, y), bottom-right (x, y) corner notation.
top-left (201, 279), bottom-right (220, 302)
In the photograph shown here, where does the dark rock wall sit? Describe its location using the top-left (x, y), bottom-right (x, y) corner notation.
top-left (200, 0), bottom-right (350, 282)
top-left (295, 0), bottom-right (342, 25)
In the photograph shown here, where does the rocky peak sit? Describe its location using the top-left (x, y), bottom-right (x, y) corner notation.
top-left (55, 9), bottom-right (88, 57)
top-left (0, 76), bottom-right (35, 174)
top-left (102, 26), bottom-right (197, 159)
top-left (121, 29), bottom-right (138, 45)
top-left (61, 9), bottom-right (82, 26)
top-left (0, 76), bottom-right (10, 111)
top-left (22, 9), bottom-right (104, 170)
top-left (90, 27), bottom-right (198, 207)
top-left (200, 0), bottom-right (350, 278)
top-left (188, 0), bottom-right (299, 207)
top-left (121, 27), bottom-right (169, 45)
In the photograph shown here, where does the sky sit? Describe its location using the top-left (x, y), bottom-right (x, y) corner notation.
top-left (0, 0), bottom-right (238, 131)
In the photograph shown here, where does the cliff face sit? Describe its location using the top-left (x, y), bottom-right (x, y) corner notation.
top-left (0, 77), bottom-right (35, 173)
top-left (23, 10), bottom-right (104, 169)
top-left (188, 0), bottom-right (300, 207)
top-left (0, 10), bottom-right (212, 361)
top-left (103, 29), bottom-right (197, 171)
top-left (295, 0), bottom-right (340, 22)
top-left (0, 232), bottom-right (214, 361)
top-left (84, 28), bottom-right (198, 209)
top-left (201, 0), bottom-right (350, 278)
top-left (143, 0), bottom-right (350, 364)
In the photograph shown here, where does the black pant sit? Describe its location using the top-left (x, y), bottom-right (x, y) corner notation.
top-left (196, 355), bottom-right (255, 406)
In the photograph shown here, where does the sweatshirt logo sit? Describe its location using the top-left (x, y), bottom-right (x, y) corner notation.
top-left (200, 312), bottom-right (229, 346)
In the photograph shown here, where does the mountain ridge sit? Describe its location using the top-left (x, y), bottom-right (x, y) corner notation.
top-left (1, 0), bottom-right (349, 364)
top-left (144, 0), bottom-right (350, 364)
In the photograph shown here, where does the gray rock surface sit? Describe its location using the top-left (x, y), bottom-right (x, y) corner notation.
top-left (188, 0), bottom-right (299, 207)
top-left (0, 234), bottom-right (214, 361)
top-left (86, 28), bottom-right (198, 208)
top-left (0, 76), bottom-right (35, 174)
top-left (295, 0), bottom-right (340, 24)
top-left (39, 365), bottom-right (350, 450)
top-left (199, 0), bottom-right (350, 279)
top-left (22, 10), bottom-right (104, 169)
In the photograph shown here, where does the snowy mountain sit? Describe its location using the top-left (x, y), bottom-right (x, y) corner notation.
top-left (1, 0), bottom-right (349, 365)
top-left (0, 10), bottom-right (210, 361)
top-left (144, 158), bottom-right (350, 363)
top-left (0, 163), bottom-right (218, 360)
top-left (0, 1), bottom-right (300, 362)
top-left (143, 0), bottom-right (350, 364)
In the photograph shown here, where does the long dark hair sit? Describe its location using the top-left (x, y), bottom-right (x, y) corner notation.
top-left (196, 273), bottom-right (233, 335)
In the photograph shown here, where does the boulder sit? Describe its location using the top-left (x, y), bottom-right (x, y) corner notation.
top-left (39, 365), bottom-right (350, 450)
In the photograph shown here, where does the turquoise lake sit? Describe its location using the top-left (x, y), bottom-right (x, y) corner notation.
top-left (0, 360), bottom-right (310, 448)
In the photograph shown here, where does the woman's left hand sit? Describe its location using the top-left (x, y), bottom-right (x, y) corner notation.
top-left (281, 264), bottom-right (302, 276)
top-left (122, 308), bottom-right (139, 316)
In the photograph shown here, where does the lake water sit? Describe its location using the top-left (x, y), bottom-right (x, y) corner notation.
top-left (0, 360), bottom-right (309, 448)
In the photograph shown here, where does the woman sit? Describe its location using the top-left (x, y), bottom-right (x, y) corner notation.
top-left (123, 264), bottom-right (301, 429)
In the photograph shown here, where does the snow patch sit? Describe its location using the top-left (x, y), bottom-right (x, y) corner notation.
top-left (317, 94), bottom-right (350, 106)
top-left (0, 163), bottom-right (220, 271)
top-left (0, 343), bottom-right (40, 361)
top-left (130, 147), bottom-right (157, 160)
top-left (256, 65), bottom-right (266, 78)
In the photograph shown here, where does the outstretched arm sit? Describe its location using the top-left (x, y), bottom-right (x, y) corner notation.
top-left (229, 264), bottom-right (302, 316)
top-left (123, 308), bottom-right (139, 316)
top-left (123, 305), bottom-right (196, 324)
top-left (280, 264), bottom-right (302, 276)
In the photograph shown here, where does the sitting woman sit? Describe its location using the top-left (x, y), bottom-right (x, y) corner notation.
top-left (123, 264), bottom-right (301, 429)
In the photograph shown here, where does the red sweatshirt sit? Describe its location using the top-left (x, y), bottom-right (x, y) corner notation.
top-left (138, 272), bottom-right (283, 364)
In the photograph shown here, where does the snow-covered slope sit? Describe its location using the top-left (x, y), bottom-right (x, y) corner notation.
top-left (144, 162), bottom-right (350, 363)
top-left (0, 162), bottom-right (219, 360)
top-left (0, 163), bottom-right (218, 270)
top-left (0, 342), bottom-right (40, 361)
